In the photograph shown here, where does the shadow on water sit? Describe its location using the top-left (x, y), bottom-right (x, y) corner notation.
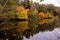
top-left (0, 18), bottom-right (60, 40)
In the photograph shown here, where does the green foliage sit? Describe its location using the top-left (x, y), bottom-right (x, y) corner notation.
top-left (40, 0), bottom-right (44, 2)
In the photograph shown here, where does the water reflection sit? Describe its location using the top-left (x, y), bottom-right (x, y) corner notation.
top-left (39, 19), bottom-right (55, 25)
top-left (0, 19), bottom-right (60, 40)
top-left (23, 28), bottom-right (60, 40)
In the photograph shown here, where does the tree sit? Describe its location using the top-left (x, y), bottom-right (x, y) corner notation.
top-left (40, 0), bottom-right (44, 2)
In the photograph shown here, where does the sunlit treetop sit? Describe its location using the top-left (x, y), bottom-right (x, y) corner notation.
top-left (40, 0), bottom-right (44, 2)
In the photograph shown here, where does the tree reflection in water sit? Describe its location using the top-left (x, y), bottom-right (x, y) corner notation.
top-left (0, 17), bottom-right (60, 40)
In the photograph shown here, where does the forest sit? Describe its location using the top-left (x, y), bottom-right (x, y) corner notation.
top-left (0, 0), bottom-right (60, 40)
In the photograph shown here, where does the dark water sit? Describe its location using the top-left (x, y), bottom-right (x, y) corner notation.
top-left (0, 19), bottom-right (60, 40)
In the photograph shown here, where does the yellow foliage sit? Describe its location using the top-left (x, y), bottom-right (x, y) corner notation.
top-left (16, 21), bottom-right (30, 33)
top-left (26, 9), bottom-right (30, 12)
top-left (23, 10), bottom-right (28, 18)
top-left (39, 19), bottom-right (45, 25)
top-left (17, 11), bottom-right (27, 19)
top-left (45, 13), bottom-right (49, 18)
top-left (16, 6), bottom-right (25, 12)
top-left (16, 10), bottom-right (28, 19)
top-left (44, 19), bottom-right (49, 23)
top-left (39, 12), bottom-right (45, 18)
top-left (39, 11), bottom-right (54, 19)
top-left (45, 11), bottom-right (54, 18)
top-left (16, 6), bottom-right (30, 19)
